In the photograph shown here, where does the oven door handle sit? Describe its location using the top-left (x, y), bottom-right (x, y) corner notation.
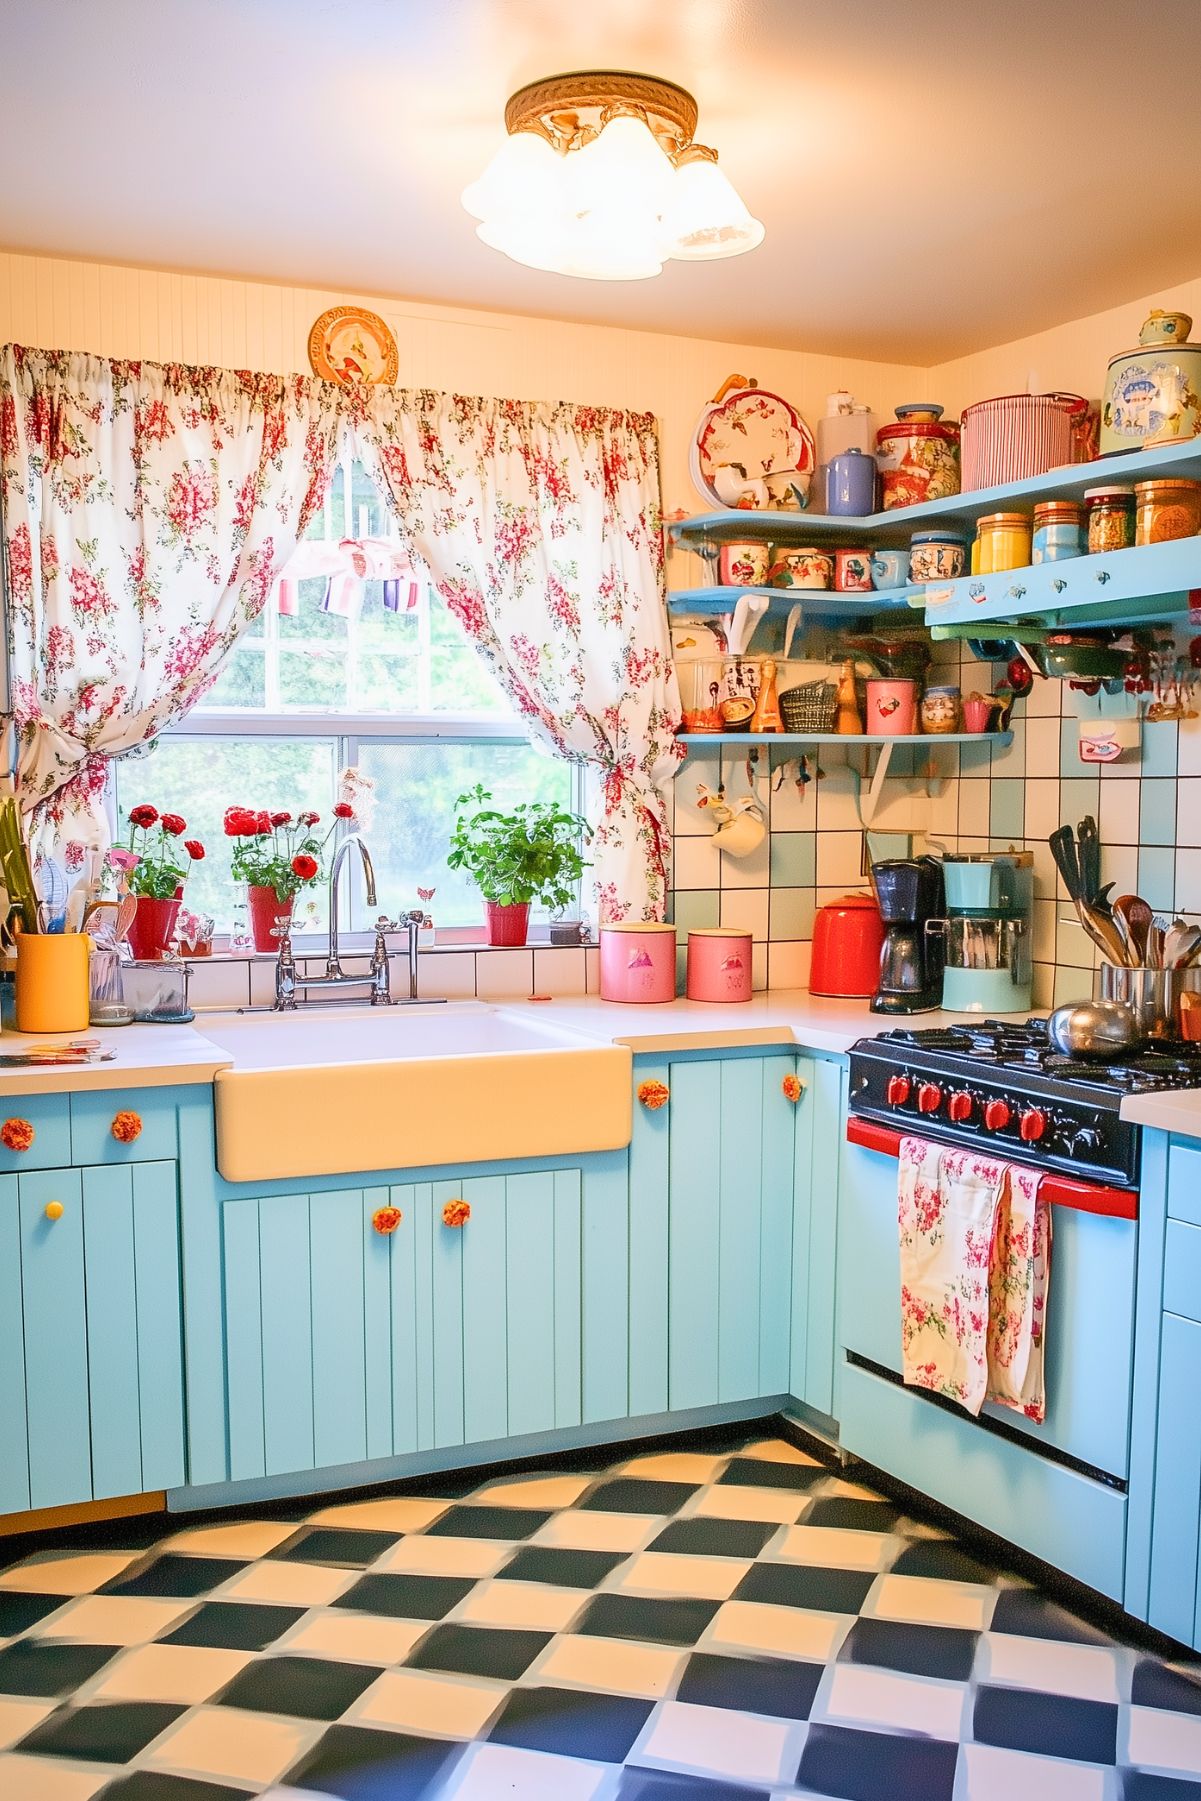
top-left (845, 1115), bottom-right (1137, 1220)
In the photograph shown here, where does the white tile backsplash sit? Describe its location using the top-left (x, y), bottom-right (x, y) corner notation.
top-left (474, 949), bottom-right (534, 999)
top-left (533, 948), bottom-right (588, 997)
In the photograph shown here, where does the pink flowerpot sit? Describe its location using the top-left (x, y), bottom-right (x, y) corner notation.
top-left (485, 901), bottom-right (530, 948)
top-left (247, 884), bottom-right (294, 953)
top-left (865, 678), bottom-right (918, 736)
top-left (126, 892), bottom-right (182, 961)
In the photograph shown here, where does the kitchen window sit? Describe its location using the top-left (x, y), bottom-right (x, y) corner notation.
top-left (114, 456), bottom-right (577, 937)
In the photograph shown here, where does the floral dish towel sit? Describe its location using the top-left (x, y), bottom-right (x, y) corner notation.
top-left (898, 1135), bottom-right (1050, 1421)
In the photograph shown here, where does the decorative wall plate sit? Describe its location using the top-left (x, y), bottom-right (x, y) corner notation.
top-left (691, 377), bottom-right (815, 511)
top-left (308, 306), bottom-right (399, 385)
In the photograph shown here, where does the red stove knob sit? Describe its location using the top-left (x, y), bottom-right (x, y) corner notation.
top-left (917, 1082), bottom-right (942, 1114)
top-left (1020, 1107), bottom-right (1047, 1143)
top-left (984, 1098), bottom-right (1011, 1132)
top-left (948, 1091), bottom-right (974, 1123)
top-left (887, 1075), bottom-right (911, 1106)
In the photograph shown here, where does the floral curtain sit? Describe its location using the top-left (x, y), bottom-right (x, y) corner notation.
top-left (355, 392), bottom-right (681, 921)
top-left (0, 345), bottom-right (346, 850)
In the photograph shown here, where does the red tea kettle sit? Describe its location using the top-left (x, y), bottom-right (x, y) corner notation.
top-left (809, 893), bottom-right (886, 998)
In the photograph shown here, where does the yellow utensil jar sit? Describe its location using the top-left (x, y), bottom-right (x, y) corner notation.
top-left (15, 931), bottom-right (91, 1034)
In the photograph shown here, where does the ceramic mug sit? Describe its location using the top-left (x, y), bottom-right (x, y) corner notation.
top-left (767, 549), bottom-right (833, 590)
top-left (719, 541), bottom-right (770, 587)
top-left (909, 535), bottom-right (967, 583)
top-left (870, 548), bottom-right (908, 590)
top-left (834, 549), bottom-right (873, 592)
top-left (865, 678), bottom-right (918, 736)
top-left (962, 695), bottom-right (994, 733)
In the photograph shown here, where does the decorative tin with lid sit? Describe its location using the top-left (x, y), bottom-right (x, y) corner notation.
top-left (1101, 311), bottom-right (1201, 453)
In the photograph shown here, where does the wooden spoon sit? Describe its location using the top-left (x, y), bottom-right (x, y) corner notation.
top-left (1113, 894), bottom-right (1153, 966)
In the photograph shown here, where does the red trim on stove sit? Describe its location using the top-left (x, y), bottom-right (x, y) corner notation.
top-left (845, 1116), bottom-right (1138, 1219)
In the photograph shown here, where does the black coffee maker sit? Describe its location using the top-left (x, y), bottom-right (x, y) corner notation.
top-left (871, 856), bottom-right (946, 1014)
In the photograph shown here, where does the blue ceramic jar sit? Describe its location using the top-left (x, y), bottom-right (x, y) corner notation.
top-left (825, 448), bottom-right (877, 516)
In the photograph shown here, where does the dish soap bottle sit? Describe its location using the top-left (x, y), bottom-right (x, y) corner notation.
top-left (836, 658), bottom-right (863, 734)
top-left (751, 657), bottom-right (783, 733)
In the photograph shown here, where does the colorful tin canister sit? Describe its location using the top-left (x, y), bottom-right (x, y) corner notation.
top-left (908, 531), bottom-right (967, 583)
top-left (1102, 311), bottom-right (1201, 453)
top-left (686, 928), bottom-right (753, 1003)
top-left (959, 392), bottom-right (1087, 493)
top-left (974, 511), bottom-right (1033, 574)
top-left (834, 548), bottom-right (873, 591)
top-left (599, 922), bottom-right (677, 1004)
top-left (1031, 500), bottom-right (1085, 563)
top-left (876, 418), bottom-right (961, 510)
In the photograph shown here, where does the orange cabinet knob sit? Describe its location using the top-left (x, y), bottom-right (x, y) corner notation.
top-left (111, 1110), bottom-right (143, 1143)
top-left (43, 1201), bottom-right (64, 1222)
top-left (442, 1198), bottom-right (471, 1229)
top-left (782, 1074), bottom-right (805, 1104)
top-left (372, 1205), bottom-right (403, 1236)
top-left (1, 1118), bottom-right (34, 1152)
top-left (637, 1080), bottom-right (670, 1111)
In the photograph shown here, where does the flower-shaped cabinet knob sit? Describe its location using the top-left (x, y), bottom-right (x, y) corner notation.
top-left (372, 1206), bottom-right (403, 1236)
top-left (1, 1118), bottom-right (34, 1152)
top-left (111, 1110), bottom-right (143, 1143)
top-left (442, 1199), bottom-right (471, 1229)
top-left (637, 1080), bottom-right (670, 1111)
top-left (782, 1074), bottom-right (805, 1104)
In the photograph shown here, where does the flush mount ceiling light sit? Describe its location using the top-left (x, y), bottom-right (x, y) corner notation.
top-left (462, 70), bottom-right (765, 281)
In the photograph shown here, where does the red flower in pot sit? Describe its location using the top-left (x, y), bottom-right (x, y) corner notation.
top-left (225, 793), bottom-right (356, 951)
top-left (119, 805), bottom-right (205, 960)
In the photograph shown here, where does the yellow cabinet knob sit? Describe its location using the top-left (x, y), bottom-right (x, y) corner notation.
top-left (43, 1201), bottom-right (64, 1222)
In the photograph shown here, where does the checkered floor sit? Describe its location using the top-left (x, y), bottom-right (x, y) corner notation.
top-left (0, 1431), bottom-right (1199, 1800)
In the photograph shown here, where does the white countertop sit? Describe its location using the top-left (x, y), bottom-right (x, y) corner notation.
top-left (1121, 1090), bottom-right (1201, 1140)
top-left (0, 1022), bottom-right (232, 1095)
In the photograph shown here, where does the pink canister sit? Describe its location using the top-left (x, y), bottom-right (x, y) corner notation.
top-left (960, 392), bottom-right (1088, 493)
top-left (686, 928), bottom-right (753, 1003)
top-left (599, 922), bottom-right (677, 1004)
top-left (865, 677), bottom-right (918, 736)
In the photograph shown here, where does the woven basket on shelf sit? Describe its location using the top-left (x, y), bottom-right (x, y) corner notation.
top-left (779, 681), bottom-right (838, 733)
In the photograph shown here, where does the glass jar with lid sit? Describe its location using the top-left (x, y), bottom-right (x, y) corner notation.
top-left (1084, 485), bottom-right (1135, 554)
top-left (974, 512), bottom-right (1032, 575)
top-left (1133, 477), bottom-right (1201, 545)
top-left (1032, 500), bottom-right (1085, 563)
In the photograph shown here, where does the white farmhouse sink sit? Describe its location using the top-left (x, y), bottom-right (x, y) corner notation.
top-left (200, 1003), bottom-right (632, 1183)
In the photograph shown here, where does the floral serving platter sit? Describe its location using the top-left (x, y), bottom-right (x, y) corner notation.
top-left (308, 306), bottom-right (399, 385)
top-left (691, 377), bottom-right (815, 512)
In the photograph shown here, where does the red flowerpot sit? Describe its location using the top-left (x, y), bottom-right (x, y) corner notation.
top-left (247, 884), bottom-right (295, 953)
top-left (485, 901), bottom-right (531, 948)
top-left (126, 892), bottom-right (182, 961)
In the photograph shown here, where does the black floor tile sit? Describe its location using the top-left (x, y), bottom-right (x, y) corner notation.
top-left (797, 1721), bottom-right (960, 1801)
top-left (160, 1601), bottom-right (306, 1651)
top-left (1131, 1656), bottom-right (1201, 1715)
top-left (423, 1505), bottom-right (550, 1540)
top-left (732, 1561), bottom-right (876, 1614)
top-left (16, 1700), bottom-right (185, 1761)
top-left (619, 1772), bottom-right (771, 1801)
top-left (973, 1683), bottom-right (1118, 1764)
top-left (270, 1526), bottom-right (400, 1568)
top-left (102, 1554), bottom-right (248, 1598)
top-left (648, 1518), bottom-right (776, 1559)
top-left (840, 1616), bottom-right (978, 1681)
top-left (214, 1652), bottom-right (379, 1720)
top-left (497, 1545), bottom-right (629, 1588)
top-left (580, 1479), bottom-right (697, 1515)
top-left (676, 1651), bottom-right (823, 1720)
top-left (0, 1590), bottom-right (67, 1636)
top-left (889, 1539), bottom-right (1001, 1585)
top-left (989, 1585), bottom-right (1116, 1645)
top-left (802, 1497), bottom-right (901, 1532)
top-left (0, 1638), bottom-right (118, 1696)
top-left (488, 1683), bottom-right (654, 1762)
top-left (283, 1723), bottom-right (462, 1798)
top-left (574, 1592), bottom-right (719, 1647)
top-left (1122, 1774), bottom-right (1201, 1799)
top-left (99, 1775), bottom-right (255, 1799)
top-left (404, 1623), bottom-right (551, 1680)
top-left (718, 1457), bottom-right (825, 1493)
top-left (332, 1572), bottom-right (474, 1620)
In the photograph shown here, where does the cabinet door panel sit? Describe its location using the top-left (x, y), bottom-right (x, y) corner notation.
top-left (310, 1190), bottom-right (369, 1471)
top-left (760, 1059), bottom-right (800, 1396)
top-left (582, 1150), bottom-right (632, 1424)
top-left (628, 1060), bottom-right (668, 1419)
top-left (257, 1194), bottom-right (315, 1479)
top-left (718, 1059), bottom-right (765, 1404)
top-left (223, 1197), bottom-right (267, 1480)
top-left (668, 1061), bottom-right (722, 1411)
top-left (1148, 1311), bottom-right (1201, 1648)
top-left (552, 1170), bottom-right (583, 1431)
top-left (0, 1176), bottom-right (29, 1512)
top-left (792, 1057), bottom-right (839, 1416)
top-left (430, 1181), bottom-right (466, 1449)
top-left (387, 1185), bottom-right (424, 1458)
top-left (505, 1172), bottom-right (557, 1439)
top-left (460, 1177), bottom-right (508, 1447)
top-left (19, 1168), bottom-right (90, 1509)
top-left (82, 1165), bottom-right (142, 1498)
top-left (130, 1163), bottom-right (185, 1488)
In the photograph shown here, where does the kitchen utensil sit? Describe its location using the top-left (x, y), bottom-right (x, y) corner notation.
top-left (1078, 900), bottom-right (1128, 967)
top-left (1076, 816), bottom-right (1102, 906)
top-left (1048, 999), bottom-right (1142, 1060)
top-left (1049, 825), bottom-right (1082, 901)
top-left (809, 894), bottom-right (886, 999)
top-left (1096, 963), bottom-right (1201, 1042)
top-left (1114, 894), bottom-right (1153, 966)
top-left (0, 797), bottom-right (40, 935)
top-left (960, 391), bottom-right (1088, 492)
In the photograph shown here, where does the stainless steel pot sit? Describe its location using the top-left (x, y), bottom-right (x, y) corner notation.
top-left (1094, 964), bottom-right (1201, 1042)
top-left (1048, 999), bottom-right (1141, 1060)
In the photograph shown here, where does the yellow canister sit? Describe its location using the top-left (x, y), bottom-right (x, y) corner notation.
top-left (975, 511), bottom-right (1033, 574)
top-left (15, 932), bottom-right (91, 1034)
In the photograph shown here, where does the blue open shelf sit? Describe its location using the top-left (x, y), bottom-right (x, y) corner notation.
top-left (668, 583), bottom-right (916, 620)
top-left (676, 731), bottom-right (1011, 750)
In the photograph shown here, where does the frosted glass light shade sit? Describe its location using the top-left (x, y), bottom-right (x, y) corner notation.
top-left (566, 115), bottom-right (674, 220)
top-left (664, 155), bottom-right (765, 260)
top-left (478, 208), bottom-right (663, 281)
top-left (461, 130), bottom-right (565, 224)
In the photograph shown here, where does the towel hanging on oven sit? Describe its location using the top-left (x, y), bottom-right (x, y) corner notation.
top-left (898, 1135), bottom-right (1051, 1422)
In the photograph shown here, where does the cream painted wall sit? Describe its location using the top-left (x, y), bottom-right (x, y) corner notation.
top-left (0, 249), bottom-right (924, 525)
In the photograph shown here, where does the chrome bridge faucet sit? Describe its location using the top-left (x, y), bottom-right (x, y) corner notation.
top-left (273, 833), bottom-right (392, 1010)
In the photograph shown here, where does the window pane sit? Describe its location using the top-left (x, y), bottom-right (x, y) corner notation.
top-left (354, 740), bottom-right (575, 929)
top-left (204, 644), bottom-right (266, 709)
top-left (115, 737), bottom-right (338, 933)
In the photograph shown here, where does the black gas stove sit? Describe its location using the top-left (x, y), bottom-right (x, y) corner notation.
top-left (848, 1018), bottom-right (1201, 1188)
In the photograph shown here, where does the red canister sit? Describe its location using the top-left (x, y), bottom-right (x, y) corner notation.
top-left (959, 392), bottom-right (1088, 493)
top-left (599, 922), bottom-right (677, 1004)
top-left (808, 894), bottom-right (886, 998)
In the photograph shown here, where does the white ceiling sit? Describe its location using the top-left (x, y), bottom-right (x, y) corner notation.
top-left (3, 0), bottom-right (1200, 362)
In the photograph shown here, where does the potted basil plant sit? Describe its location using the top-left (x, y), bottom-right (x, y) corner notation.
top-left (448, 784), bottom-right (591, 948)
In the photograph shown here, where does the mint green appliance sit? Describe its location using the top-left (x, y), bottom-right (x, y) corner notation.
top-left (928, 851), bottom-right (1034, 1015)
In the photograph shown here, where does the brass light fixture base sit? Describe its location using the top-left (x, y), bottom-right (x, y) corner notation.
top-left (504, 70), bottom-right (701, 157)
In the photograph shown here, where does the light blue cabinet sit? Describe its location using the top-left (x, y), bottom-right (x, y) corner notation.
top-left (0, 1158), bottom-right (185, 1512)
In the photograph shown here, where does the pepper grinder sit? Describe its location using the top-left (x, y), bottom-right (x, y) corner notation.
top-left (751, 657), bottom-right (783, 733)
